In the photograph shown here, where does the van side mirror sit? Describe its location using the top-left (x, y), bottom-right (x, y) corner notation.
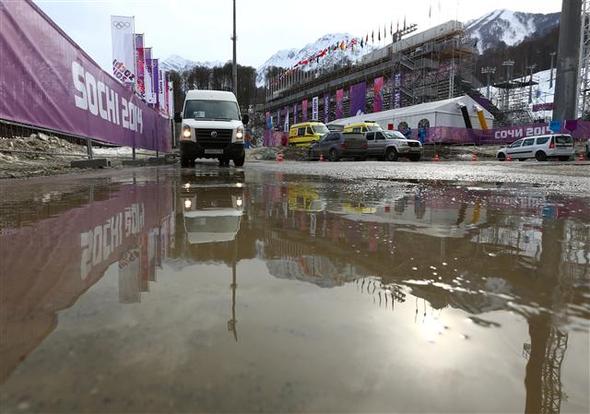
top-left (242, 114), bottom-right (250, 126)
top-left (174, 112), bottom-right (182, 123)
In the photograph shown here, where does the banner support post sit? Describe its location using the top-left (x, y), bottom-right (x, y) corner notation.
top-left (86, 138), bottom-right (93, 160)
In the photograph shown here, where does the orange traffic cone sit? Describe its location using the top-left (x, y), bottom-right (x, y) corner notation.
top-left (507, 155), bottom-right (513, 162)
top-left (320, 153), bottom-right (325, 162)
top-left (471, 153), bottom-right (478, 162)
top-left (433, 154), bottom-right (440, 162)
top-left (578, 152), bottom-right (585, 161)
top-left (276, 152), bottom-right (284, 163)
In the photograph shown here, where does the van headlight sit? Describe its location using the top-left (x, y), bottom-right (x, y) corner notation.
top-left (182, 126), bottom-right (192, 140)
top-left (236, 127), bottom-right (244, 141)
top-left (184, 199), bottom-right (192, 209)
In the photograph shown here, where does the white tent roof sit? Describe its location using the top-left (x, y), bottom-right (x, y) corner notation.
top-left (328, 95), bottom-right (493, 126)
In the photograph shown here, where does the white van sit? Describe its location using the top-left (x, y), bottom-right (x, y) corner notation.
top-left (497, 134), bottom-right (575, 162)
top-left (175, 90), bottom-right (249, 167)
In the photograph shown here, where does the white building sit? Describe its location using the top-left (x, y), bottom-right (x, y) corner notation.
top-left (329, 95), bottom-right (494, 131)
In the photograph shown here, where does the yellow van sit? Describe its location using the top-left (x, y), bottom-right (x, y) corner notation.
top-left (288, 122), bottom-right (330, 147)
top-left (342, 122), bottom-right (383, 134)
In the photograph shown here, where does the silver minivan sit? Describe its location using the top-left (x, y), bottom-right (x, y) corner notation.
top-left (497, 134), bottom-right (575, 162)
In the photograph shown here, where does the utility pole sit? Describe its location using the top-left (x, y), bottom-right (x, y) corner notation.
top-left (481, 67), bottom-right (496, 99)
top-left (527, 64), bottom-right (537, 104)
top-left (232, 0), bottom-right (238, 96)
top-left (549, 52), bottom-right (557, 89)
top-left (553, 0), bottom-right (582, 121)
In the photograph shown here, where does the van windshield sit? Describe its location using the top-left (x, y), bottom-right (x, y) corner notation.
top-left (184, 100), bottom-right (240, 121)
top-left (312, 125), bottom-right (329, 134)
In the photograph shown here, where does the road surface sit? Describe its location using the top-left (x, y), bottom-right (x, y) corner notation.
top-left (1, 162), bottom-right (589, 413)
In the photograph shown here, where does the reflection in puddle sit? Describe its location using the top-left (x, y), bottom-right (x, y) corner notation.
top-left (0, 168), bottom-right (589, 413)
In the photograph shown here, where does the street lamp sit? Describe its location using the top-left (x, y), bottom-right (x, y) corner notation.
top-left (232, 0), bottom-right (238, 95)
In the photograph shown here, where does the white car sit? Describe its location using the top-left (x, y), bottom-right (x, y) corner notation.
top-left (175, 90), bottom-right (248, 168)
top-left (497, 134), bottom-right (575, 162)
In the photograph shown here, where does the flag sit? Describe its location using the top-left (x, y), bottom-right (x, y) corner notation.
top-left (403, 16), bottom-right (407, 30)
top-left (371, 30), bottom-right (374, 43)
top-left (111, 16), bottom-right (135, 85)
top-left (144, 48), bottom-right (155, 104)
top-left (365, 33), bottom-right (369, 43)
top-left (378, 29), bottom-right (381, 42)
top-left (390, 22), bottom-right (393, 36)
top-left (134, 34), bottom-right (145, 97)
top-left (384, 24), bottom-right (387, 39)
top-left (167, 80), bottom-right (174, 118)
top-left (429, 4), bottom-right (432, 18)
top-left (152, 59), bottom-right (160, 107)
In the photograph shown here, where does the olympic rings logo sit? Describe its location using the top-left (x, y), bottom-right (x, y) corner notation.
top-left (112, 21), bottom-right (131, 30)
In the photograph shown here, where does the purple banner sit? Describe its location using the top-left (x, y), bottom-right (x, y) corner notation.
top-left (153, 59), bottom-right (160, 107)
top-left (302, 99), bottom-right (308, 122)
top-left (0, 1), bottom-right (171, 152)
top-left (350, 82), bottom-right (366, 117)
top-left (373, 77), bottom-right (384, 112)
top-left (532, 103), bottom-right (554, 112)
top-left (293, 103), bottom-right (298, 125)
top-left (324, 94), bottom-right (330, 123)
top-left (408, 121), bottom-right (590, 145)
top-left (335, 89), bottom-right (344, 120)
top-left (134, 34), bottom-right (145, 98)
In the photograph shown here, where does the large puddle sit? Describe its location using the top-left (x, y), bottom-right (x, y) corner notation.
top-left (1, 167), bottom-right (589, 413)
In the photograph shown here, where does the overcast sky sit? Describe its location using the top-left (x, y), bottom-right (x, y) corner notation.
top-left (34, 0), bottom-right (562, 70)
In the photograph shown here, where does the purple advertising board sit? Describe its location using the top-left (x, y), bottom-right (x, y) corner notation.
top-left (350, 82), bottom-right (367, 117)
top-left (373, 77), bottom-right (384, 113)
top-left (335, 89), bottom-right (344, 120)
top-left (0, 0), bottom-right (171, 152)
top-left (405, 121), bottom-right (590, 145)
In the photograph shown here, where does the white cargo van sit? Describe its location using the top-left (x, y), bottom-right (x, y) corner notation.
top-left (175, 90), bottom-right (249, 167)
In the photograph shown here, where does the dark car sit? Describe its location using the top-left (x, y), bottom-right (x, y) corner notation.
top-left (308, 132), bottom-right (368, 161)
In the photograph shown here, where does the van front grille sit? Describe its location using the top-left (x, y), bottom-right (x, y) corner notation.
top-left (195, 129), bottom-right (233, 148)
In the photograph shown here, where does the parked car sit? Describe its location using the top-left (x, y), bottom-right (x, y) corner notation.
top-left (308, 132), bottom-right (368, 161)
top-left (366, 130), bottom-right (422, 161)
top-left (175, 90), bottom-right (248, 168)
top-left (497, 134), bottom-right (575, 161)
top-left (288, 122), bottom-right (330, 147)
top-left (586, 138), bottom-right (590, 158)
top-left (342, 121), bottom-right (383, 134)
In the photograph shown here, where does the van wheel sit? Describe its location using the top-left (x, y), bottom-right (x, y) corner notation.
top-left (386, 148), bottom-right (399, 162)
top-left (328, 149), bottom-right (339, 162)
top-left (180, 155), bottom-right (193, 168)
top-left (233, 154), bottom-right (245, 167)
top-left (535, 151), bottom-right (548, 162)
top-left (497, 153), bottom-right (506, 161)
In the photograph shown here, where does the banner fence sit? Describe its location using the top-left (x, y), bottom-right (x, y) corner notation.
top-left (0, 0), bottom-right (171, 152)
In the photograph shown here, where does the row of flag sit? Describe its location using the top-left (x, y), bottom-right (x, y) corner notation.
top-left (110, 15), bottom-right (173, 118)
top-left (269, 18), bottom-right (413, 87)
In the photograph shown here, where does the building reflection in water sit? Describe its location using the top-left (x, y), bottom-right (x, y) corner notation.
top-left (1, 170), bottom-right (588, 413)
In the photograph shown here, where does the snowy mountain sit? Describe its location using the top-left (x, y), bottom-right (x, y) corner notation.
top-left (160, 54), bottom-right (225, 72)
top-left (466, 9), bottom-right (560, 53)
top-left (256, 33), bottom-right (376, 86)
